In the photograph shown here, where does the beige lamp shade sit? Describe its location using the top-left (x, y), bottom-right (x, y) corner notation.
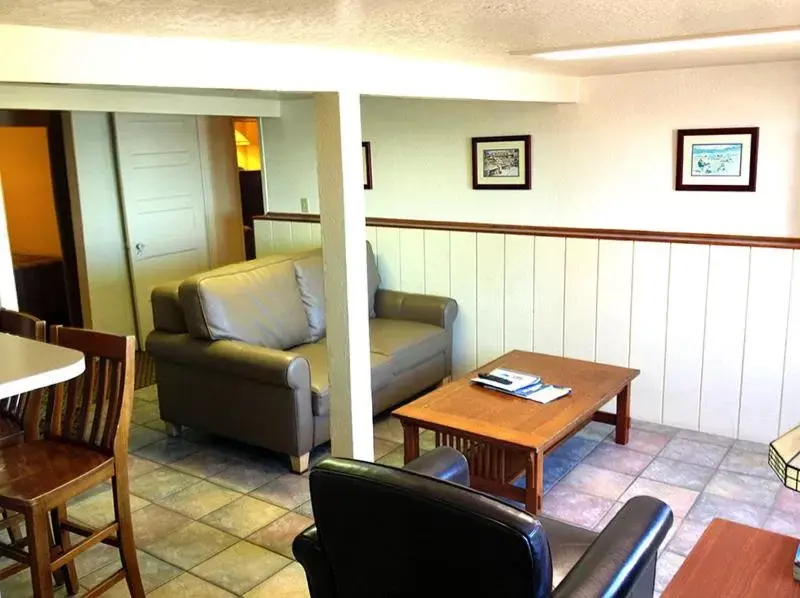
top-left (770, 424), bottom-right (800, 491)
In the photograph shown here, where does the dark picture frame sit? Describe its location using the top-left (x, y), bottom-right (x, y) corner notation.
top-left (675, 127), bottom-right (759, 192)
top-left (471, 135), bottom-right (532, 190)
top-left (362, 141), bottom-right (373, 190)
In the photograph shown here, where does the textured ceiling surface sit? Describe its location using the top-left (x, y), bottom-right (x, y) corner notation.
top-left (1, 0), bottom-right (799, 73)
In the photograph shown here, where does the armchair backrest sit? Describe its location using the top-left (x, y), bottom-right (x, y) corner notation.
top-left (308, 457), bottom-right (553, 597)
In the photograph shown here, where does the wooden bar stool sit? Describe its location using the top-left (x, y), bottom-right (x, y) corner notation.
top-left (0, 326), bottom-right (144, 597)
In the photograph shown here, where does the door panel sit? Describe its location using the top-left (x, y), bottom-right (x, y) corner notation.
top-left (113, 113), bottom-right (210, 346)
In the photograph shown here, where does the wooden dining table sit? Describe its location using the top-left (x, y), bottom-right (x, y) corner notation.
top-left (0, 332), bottom-right (85, 399)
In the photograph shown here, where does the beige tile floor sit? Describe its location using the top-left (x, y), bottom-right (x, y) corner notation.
top-left (0, 385), bottom-right (336, 597)
top-left (2, 384), bottom-right (794, 597)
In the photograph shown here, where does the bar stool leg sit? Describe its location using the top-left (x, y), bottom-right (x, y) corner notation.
top-left (27, 508), bottom-right (54, 598)
top-left (111, 475), bottom-right (145, 597)
top-left (50, 505), bottom-right (78, 594)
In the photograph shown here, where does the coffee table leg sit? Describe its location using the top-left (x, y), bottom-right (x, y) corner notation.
top-left (525, 451), bottom-right (543, 515)
top-left (401, 421), bottom-right (420, 465)
top-left (616, 384), bottom-right (631, 445)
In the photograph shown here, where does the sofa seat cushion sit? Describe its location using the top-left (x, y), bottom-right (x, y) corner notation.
top-left (292, 341), bottom-right (393, 417)
top-left (369, 319), bottom-right (448, 375)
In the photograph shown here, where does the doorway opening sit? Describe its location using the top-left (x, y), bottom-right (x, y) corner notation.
top-left (0, 111), bottom-right (82, 327)
top-left (233, 118), bottom-right (266, 260)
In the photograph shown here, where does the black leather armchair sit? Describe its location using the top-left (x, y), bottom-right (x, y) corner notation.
top-left (293, 447), bottom-right (673, 598)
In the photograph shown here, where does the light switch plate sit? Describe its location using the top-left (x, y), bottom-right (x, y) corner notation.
top-left (300, 197), bottom-right (309, 213)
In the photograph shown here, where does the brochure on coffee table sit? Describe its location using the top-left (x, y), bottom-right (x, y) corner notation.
top-left (471, 368), bottom-right (571, 404)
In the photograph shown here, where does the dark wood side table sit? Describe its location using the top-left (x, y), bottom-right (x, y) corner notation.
top-left (663, 519), bottom-right (800, 597)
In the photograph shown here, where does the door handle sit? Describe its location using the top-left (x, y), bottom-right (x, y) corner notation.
top-left (134, 242), bottom-right (145, 257)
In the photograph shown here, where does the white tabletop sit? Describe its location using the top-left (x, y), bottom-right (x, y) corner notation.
top-left (0, 333), bottom-right (85, 399)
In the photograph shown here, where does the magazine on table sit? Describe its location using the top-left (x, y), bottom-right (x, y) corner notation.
top-left (471, 368), bottom-right (571, 404)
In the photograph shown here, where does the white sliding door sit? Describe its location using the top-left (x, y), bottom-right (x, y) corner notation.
top-left (113, 113), bottom-right (210, 346)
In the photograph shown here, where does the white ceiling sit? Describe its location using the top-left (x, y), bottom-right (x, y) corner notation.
top-left (0, 0), bottom-right (799, 74)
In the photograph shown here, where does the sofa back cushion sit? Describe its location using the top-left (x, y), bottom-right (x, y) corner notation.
top-left (366, 241), bottom-right (380, 318)
top-left (293, 242), bottom-right (381, 341)
top-left (294, 253), bottom-right (326, 342)
top-left (179, 255), bottom-right (311, 349)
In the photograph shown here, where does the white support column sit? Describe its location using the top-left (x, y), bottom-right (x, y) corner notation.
top-left (315, 91), bottom-right (374, 461)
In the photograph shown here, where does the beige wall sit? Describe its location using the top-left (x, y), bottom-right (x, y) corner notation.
top-left (0, 127), bottom-right (62, 257)
top-left (265, 60), bottom-right (800, 237)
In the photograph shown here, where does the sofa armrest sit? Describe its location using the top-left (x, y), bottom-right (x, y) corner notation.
top-left (293, 526), bottom-right (336, 598)
top-left (146, 331), bottom-right (311, 390)
top-left (403, 446), bottom-right (470, 486)
top-left (553, 496), bottom-right (673, 598)
top-left (374, 289), bottom-right (458, 330)
top-left (151, 284), bottom-right (187, 333)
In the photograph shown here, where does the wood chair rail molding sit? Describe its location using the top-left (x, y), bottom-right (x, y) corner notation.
top-left (255, 212), bottom-right (800, 250)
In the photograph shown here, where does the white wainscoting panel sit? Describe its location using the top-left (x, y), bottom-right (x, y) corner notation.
top-left (399, 228), bottom-right (425, 294)
top-left (254, 220), bottom-right (273, 256)
top-left (374, 227), bottom-right (401, 290)
top-left (699, 245), bottom-right (749, 438)
top-left (289, 221), bottom-right (313, 250)
top-left (503, 235), bottom-right (535, 353)
top-left (662, 243), bottom-right (709, 430)
top-left (476, 233), bottom-right (505, 366)
top-left (781, 251), bottom-right (800, 435)
top-left (739, 248), bottom-right (793, 442)
top-left (424, 230), bottom-right (450, 297)
top-left (595, 240), bottom-right (634, 414)
top-left (309, 222), bottom-right (322, 248)
top-left (533, 236), bottom-right (566, 357)
top-left (629, 242), bottom-right (670, 423)
top-left (366, 226), bottom-right (378, 253)
top-left (254, 218), bottom-right (800, 440)
top-left (271, 220), bottom-right (293, 253)
top-left (450, 231), bottom-right (478, 377)
top-left (564, 238), bottom-right (599, 362)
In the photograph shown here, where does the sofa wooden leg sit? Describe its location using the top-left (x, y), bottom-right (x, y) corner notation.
top-left (166, 422), bottom-right (182, 438)
top-left (290, 453), bottom-right (310, 474)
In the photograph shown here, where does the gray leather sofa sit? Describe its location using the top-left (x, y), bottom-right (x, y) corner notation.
top-left (145, 243), bottom-right (458, 473)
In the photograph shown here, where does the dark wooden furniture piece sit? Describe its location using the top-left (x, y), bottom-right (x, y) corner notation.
top-left (663, 519), bottom-right (800, 597)
top-left (12, 255), bottom-right (69, 326)
top-left (238, 170), bottom-right (265, 260)
top-left (393, 350), bottom-right (638, 514)
top-left (0, 326), bottom-right (143, 597)
top-left (0, 309), bottom-right (47, 448)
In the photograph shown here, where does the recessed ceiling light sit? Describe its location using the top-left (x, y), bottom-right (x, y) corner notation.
top-left (524, 28), bottom-right (800, 61)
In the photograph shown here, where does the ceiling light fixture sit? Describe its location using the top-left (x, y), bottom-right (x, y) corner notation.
top-left (526, 28), bottom-right (800, 61)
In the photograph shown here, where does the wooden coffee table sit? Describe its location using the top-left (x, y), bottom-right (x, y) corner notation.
top-left (393, 350), bottom-right (638, 514)
top-left (663, 519), bottom-right (800, 597)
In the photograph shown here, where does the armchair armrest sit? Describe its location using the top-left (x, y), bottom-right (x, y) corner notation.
top-left (146, 331), bottom-right (311, 390)
top-left (403, 446), bottom-right (470, 486)
top-left (553, 496), bottom-right (673, 598)
top-left (374, 289), bottom-right (458, 330)
top-left (293, 526), bottom-right (336, 598)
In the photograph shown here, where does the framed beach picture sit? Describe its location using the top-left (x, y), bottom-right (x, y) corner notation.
top-left (675, 127), bottom-right (759, 192)
top-left (471, 135), bottom-right (532, 190)
top-left (362, 141), bottom-right (373, 190)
